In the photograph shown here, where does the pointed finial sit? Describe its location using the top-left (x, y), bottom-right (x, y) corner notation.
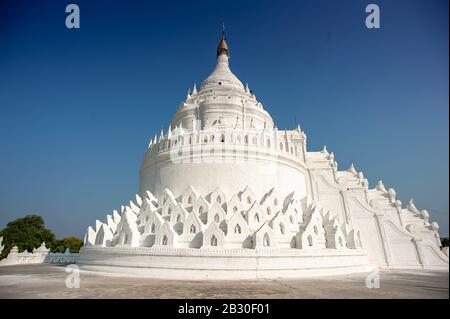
top-left (294, 115), bottom-right (299, 130)
top-left (409, 198), bottom-right (415, 207)
top-left (431, 221), bottom-right (439, 231)
top-left (192, 83), bottom-right (197, 94)
top-left (322, 145), bottom-right (328, 153)
top-left (421, 209), bottom-right (429, 220)
top-left (217, 23), bottom-right (229, 57)
top-left (348, 163), bottom-right (357, 174)
top-left (376, 180), bottom-right (387, 193)
top-left (135, 194), bottom-right (142, 207)
top-left (333, 160), bottom-right (338, 171)
top-left (407, 198), bottom-right (420, 214)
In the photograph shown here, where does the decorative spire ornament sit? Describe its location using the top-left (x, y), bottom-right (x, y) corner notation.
top-left (376, 180), bottom-right (387, 193)
top-left (216, 23), bottom-right (229, 57)
top-left (348, 163), bottom-right (357, 174)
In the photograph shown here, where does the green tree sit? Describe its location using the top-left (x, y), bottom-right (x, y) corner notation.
top-left (0, 214), bottom-right (56, 259)
top-left (441, 237), bottom-right (449, 247)
top-left (61, 236), bottom-right (84, 253)
top-left (51, 237), bottom-right (84, 253)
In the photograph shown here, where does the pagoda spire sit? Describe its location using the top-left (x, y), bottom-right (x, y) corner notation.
top-left (216, 23), bottom-right (229, 57)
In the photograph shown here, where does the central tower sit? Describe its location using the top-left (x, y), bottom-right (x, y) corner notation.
top-left (140, 31), bottom-right (309, 201)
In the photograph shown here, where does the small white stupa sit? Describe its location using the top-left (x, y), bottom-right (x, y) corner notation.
top-left (78, 29), bottom-right (448, 279)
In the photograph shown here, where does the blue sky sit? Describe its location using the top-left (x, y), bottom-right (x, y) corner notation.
top-left (0, 0), bottom-right (448, 238)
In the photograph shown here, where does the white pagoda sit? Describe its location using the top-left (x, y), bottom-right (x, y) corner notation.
top-left (78, 30), bottom-right (448, 279)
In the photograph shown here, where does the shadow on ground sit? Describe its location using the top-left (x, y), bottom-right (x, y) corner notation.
top-left (0, 264), bottom-right (448, 299)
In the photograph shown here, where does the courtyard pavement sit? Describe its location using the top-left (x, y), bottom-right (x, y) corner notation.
top-left (0, 264), bottom-right (448, 299)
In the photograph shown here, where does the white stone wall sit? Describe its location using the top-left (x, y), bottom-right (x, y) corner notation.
top-left (0, 243), bottom-right (49, 266)
top-left (0, 243), bottom-right (79, 266)
top-left (141, 158), bottom-right (308, 205)
top-left (45, 250), bottom-right (79, 264)
top-left (141, 126), bottom-right (308, 202)
top-left (83, 146), bottom-right (449, 271)
top-left (83, 184), bottom-right (367, 257)
top-left (78, 246), bottom-right (371, 280)
top-left (306, 148), bottom-right (448, 269)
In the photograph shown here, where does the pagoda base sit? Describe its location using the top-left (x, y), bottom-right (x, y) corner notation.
top-left (77, 246), bottom-right (372, 280)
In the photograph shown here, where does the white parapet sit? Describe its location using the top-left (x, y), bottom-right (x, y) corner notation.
top-left (78, 246), bottom-right (372, 280)
top-left (0, 243), bottom-right (79, 266)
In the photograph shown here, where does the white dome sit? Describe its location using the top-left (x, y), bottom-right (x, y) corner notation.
top-left (201, 54), bottom-right (244, 92)
top-left (169, 34), bottom-right (274, 131)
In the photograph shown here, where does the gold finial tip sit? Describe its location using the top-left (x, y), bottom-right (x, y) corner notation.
top-left (217, 23), bottom-right (229, 57)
